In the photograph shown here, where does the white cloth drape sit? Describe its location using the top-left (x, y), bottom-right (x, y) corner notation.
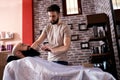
top-left (3, 57), bottom-right (116, 80)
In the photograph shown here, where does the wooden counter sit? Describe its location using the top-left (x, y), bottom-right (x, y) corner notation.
top-left (0, 52), bottom-right (11, 80)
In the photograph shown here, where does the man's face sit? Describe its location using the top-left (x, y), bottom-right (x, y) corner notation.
top-left (13, 44), bottom-right (28, 58)
top-left (48, 11), bottom-right (59, 24)
top-left (14, 46), bottom-right (30, 58)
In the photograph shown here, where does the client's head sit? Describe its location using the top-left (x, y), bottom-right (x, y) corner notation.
top-left (12, 42), bottom-right (40, 58)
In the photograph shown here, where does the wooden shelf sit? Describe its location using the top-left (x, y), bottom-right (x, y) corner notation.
top-left (90, 53), bottom-right (110, 57)
top-left (0, 37), bottom-right (13, 40)
top-left (0, 50), bottom-right (11, 53)
top-left (90, 53), bottom-right (110, 63)
top-left (87, 13), bottom-right (118, 78)
top-left (87, 13), bottom-right (108, 27)
top-left (89, 36), bottom-right (106, 41)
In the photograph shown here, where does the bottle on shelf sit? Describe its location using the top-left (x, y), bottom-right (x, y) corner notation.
top-left (0, 41), bottom-right (6, 52)
top-left (0, 41), bottom-right (13, 52)
top-left (0, 32), bottom-right (14, 40)
top-left (6, 44), bottom-right (13, 51)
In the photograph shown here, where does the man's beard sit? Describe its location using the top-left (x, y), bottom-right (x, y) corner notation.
top-left (50, 18), bottom-right (59, 24)
top-left (21, 48), bottom-right (40, 57)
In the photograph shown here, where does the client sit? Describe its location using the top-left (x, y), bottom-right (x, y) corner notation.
top-left (3, 43), bottom-right (116, 80)
top-left (7, 42), bottom-right (40, 63)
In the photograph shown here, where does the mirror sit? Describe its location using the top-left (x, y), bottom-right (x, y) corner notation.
top-left (112, 0), bottom-right (120, 9)
top-left (62, 0), bottom-right (82, 16)
top-left (33, 0), bottom-right (119, 79)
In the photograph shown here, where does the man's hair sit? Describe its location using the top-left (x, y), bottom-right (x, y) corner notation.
top-left (47, 4), bottom-right (60, 13)
top-left (7, 56), bottom-right (20, 63)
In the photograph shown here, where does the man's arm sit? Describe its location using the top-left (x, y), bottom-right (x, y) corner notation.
top-left (48, 36), bottom-right (71, 55)
top-left (31, 32), bottom-right (47, 49)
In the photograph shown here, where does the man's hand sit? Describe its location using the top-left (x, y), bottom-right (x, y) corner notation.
top-left (40, 44), bottom-right (51, 51)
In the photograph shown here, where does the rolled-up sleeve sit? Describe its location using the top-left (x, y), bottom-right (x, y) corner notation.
top-left (63, 25), bottom-right (71, 38)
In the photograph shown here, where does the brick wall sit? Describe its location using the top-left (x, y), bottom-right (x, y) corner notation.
top-left (33, 0), bottom-right (120, 79)
top-left (33, 0), bottom-right (95, 66)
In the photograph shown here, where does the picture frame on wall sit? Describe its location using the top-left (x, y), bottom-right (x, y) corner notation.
top-left (78, 23), bottom-right (87, 31)
top-left (80, 42), bottom-right (89, 49)
top-left (71, 35), bottom-right (79, 41)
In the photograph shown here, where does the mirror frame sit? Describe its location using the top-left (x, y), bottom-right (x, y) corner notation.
top-left (62, 0), bottom-right (82, 16)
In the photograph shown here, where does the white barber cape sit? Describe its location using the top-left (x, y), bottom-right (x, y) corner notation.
top-left (3, 57), bottom-right (116, 80)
